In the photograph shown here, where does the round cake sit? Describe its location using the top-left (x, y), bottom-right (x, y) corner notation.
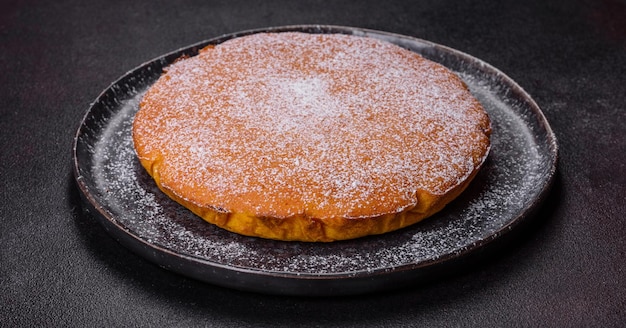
top-left (132, 32), bottom-right (492, 242)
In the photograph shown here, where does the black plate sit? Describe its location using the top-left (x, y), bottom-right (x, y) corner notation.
top-left (73, 25), bottom-right (558, 296)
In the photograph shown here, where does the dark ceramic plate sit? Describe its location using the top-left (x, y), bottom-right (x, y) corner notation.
top-left (73, 25), bottom-right (558, 296)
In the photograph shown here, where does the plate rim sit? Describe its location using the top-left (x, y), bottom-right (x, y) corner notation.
top-left (72, 24), bottom-right (558, 295)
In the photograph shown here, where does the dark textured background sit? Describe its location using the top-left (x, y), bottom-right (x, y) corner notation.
top-left (1, 0), bottom-right (625, 326)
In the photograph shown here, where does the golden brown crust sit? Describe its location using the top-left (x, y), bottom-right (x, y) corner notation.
top-left (139, 154), bottom-right (482, 242)
top-left (133, 32), bottom-right (491, 242)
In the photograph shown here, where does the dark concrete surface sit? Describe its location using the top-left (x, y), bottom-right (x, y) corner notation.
top-left (1, 0), bottom-right (624, 326)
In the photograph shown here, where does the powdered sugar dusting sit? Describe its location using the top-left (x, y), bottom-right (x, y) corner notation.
top-left (134, 32), bottom-right (491, 218)
top-left (80, 29), bottom-right (555, 281)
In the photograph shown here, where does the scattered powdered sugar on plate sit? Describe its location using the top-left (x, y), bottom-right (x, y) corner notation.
top-left (78, 28), bottom-right (556, 283)
top-left (86, 66), bottom-right (549, 276)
